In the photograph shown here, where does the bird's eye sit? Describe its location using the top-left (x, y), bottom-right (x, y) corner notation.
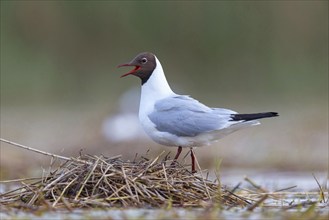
top-left (141, 58), bottom-right (148, 64)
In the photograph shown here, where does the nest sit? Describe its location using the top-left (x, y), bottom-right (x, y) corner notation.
top-left (0, 152), bottom-right (249, 210)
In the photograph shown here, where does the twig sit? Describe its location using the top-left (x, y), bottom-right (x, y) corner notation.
top-left (247, 194), bottom-right (268, 211)
top-left (0, 177), bottom-right (40, 183)
top-left (274, 185), bottom-right (297, 192)
top-left (230, 182), bottom-right (242, 193)
top-left (193, 149), bottom-right (211, 199)
top-left (162, 163), bottom-right (171, 194)
top-left (244, 176), bottom-right (268, 193)
top-left (53, 176), bottom-right (78, 207)
top-left (0, 138), bottom-right (70, 161)
top-left (74, 158), bottom-right (100, 200)
top-left (0, 138), bottom-right (90, 165)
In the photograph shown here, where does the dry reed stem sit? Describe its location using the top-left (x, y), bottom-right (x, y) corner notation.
top-left (247, 194), bottom-right (269, 211)
top-left (0, 138), bottom-right (97, 168)
top-left (0, 152), bottom-right (249, 210)
top-left (2, 138), bottom-right (323, 211)
top-left (312, 173), bottom-right (326, 203)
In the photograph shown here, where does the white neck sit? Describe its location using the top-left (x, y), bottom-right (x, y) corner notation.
top-left (139, 56), bottom-right (175, 113)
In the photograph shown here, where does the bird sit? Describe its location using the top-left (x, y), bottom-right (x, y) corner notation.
top-left (118, 52), bottom-right (278, 173)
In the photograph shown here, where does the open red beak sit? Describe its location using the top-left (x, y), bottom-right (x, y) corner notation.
top-left (117, 63), bottom-right (141, 78)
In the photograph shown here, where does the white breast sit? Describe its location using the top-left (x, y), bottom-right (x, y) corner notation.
top-left (138, 56), bottom-right (176, 145)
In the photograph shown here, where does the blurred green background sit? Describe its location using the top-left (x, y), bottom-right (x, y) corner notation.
top-left (1, 1), bottom-right (328, 178)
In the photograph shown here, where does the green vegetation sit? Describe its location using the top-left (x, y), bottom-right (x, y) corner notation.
top-left (1, 1), bottom-right (327, 106)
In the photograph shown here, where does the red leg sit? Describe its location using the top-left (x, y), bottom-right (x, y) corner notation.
top-left (190, 148), bottom-right (196, 173)
top-left (171, 146), bottom-right (182, 165)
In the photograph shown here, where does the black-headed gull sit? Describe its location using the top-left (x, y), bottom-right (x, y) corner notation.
top-left (118, 52), bottom-right (278, 172)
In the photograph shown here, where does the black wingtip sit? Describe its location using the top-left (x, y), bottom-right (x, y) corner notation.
top-left (230, 112), bottom-right (279, 122)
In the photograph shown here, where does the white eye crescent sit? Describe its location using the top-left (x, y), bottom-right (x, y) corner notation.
top-left (141, 57), bottom-right (148, 64)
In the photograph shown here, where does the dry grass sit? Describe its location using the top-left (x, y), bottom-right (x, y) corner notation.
top-left (1, 138), bottom-right (327, 218)
top-left (0, 152), bottom-right (249, 211)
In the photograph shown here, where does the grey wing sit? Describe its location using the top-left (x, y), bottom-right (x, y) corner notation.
top-left (148, 95), bottom-right (236, 137)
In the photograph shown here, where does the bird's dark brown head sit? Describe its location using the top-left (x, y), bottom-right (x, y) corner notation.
top-left (118, 52), bottom-right (157, 85)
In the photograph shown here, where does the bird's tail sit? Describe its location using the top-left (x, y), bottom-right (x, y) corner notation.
top-left (230, 112), bottom-right (279, 122)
